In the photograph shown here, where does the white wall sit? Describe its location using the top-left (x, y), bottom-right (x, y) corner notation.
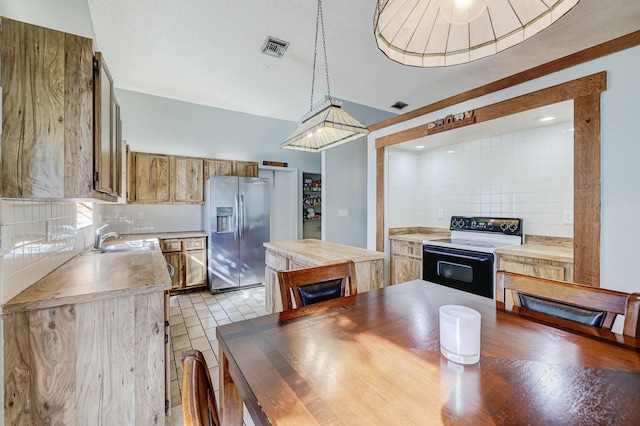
top-left (368, 45), bottom-right (640, 295)
top-left (323, 137), bottom-right (368, 248)
top-left (387, 121), bottom-right (574, 237)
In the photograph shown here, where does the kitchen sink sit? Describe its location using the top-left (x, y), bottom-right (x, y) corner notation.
top-left (83, 241), bottom-right (156, 255)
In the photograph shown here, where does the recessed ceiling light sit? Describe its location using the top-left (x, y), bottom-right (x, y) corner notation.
top-left (416, 145), bottom-right (424, 149)
top-left (446, 150), bottom-right (455, 154)
top-left (539, 115), bottom-right (556, 122)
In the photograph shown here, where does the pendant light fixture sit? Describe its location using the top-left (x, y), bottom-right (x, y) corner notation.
top-left (281, 0), bottom-right (369, 152)
top-left (374, 0), bottom-right (581, 67)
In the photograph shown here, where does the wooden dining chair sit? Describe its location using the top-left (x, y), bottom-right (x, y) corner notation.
top-left (180, 349), bottom-right (220, 426)
top-left (278, 260), bottom-right (357, 311)
top-left (496, 270), bottom-right (640, 338)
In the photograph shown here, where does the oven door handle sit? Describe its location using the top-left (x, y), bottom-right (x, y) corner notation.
top-left (423, 247), bottom-right (494, 263)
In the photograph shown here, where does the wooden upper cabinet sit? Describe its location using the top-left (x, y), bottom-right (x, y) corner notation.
top-left (233, 161), bottom-right (259, 177)
top-left (205, 159), bottom-right (234, 179)
top-left (203, 159), bottom-right (259, 180)
top-left (172, 156), bottom-right (204, 203)
top-left (1, 18), bottom-right (94, 198)
top-left (93, 52), bottom-right (121, 200)
top-left (129, 152), bottom-right (171, 203)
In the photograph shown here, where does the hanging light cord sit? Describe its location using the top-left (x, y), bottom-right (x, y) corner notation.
top-left (310, 0), bottom-right (331, 111)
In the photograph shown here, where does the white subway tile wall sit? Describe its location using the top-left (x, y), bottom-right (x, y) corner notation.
top-left (0, 200), bottom-right (94, 304)
top-left (388, 122), bottom-right (574, 237)
top-left (95, 204), bottom-right (203, 235)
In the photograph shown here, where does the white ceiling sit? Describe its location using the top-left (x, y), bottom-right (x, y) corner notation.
top-left (86, 0), bottom-right (640, 123)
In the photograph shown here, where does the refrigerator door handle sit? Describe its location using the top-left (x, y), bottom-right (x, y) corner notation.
top-left (239, 194), bottom-right (245, 240)
top-left (234, 194), bottom-right (239, 242)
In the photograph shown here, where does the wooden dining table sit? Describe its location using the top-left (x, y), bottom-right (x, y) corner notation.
top-left (216, 280), bottom-right (640, 425)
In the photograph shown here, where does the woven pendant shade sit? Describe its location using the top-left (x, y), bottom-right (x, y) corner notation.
top-left (280, 99), bottom-right (369, 153)
top-left (374, 0), bottom-right (581, 67)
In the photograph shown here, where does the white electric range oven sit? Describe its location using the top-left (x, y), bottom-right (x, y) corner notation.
top-left (422, 216), bottom-right (523, 299)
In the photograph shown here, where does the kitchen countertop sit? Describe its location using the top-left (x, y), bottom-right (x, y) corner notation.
top-left (496, 243), bottom-right (574, 263)
top-left (2, 235), bottom-right (172, 314)
top-left (264, 239), bottom-right (385, 264)
top-left (389, 233), bottom-right (450, 243)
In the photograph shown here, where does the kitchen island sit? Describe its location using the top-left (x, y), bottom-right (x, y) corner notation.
top-left (2, 236), bottom-right (171, 425)
top-left (263, 239), bottom-right (385, 313)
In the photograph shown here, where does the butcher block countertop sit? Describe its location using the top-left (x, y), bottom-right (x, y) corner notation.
top-left (496, 243), bottom-right (574, 263)
top-left (3, 235), bottom-right (172, 314)
top-left (389, 233), bottom-right (449, 243)
top-left (264, 239), bottom-right (385, 265)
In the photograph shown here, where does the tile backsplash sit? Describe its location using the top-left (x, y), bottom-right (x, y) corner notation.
top-left (0, 201), bottom-right (203, 305)
top-left (94, 204), bottom-right (203, 235)
top-left (388, 121), bottom-right (574, 237)
top-left (0, 200), bottom-right (94, 304)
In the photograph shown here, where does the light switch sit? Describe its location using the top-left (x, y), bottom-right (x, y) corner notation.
top-left (437, 208), bottom-right (444, 219)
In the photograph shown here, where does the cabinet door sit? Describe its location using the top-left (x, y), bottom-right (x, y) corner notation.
top-left (172, 156), bottom-right (204, 203)
top-left (204, 159), bottom-right (234, 179)
top-left (184, 249), bottom-right (206, 288)
top-left (164, 252), bottom-right (182, 290)
top-left (233, 161), bottom-right (258, 177)
top-left (1, 18), bottom-right (93, 198)
top-left (132, 152), bottom-right (171, 203)
top-left (94, 52), bottom-right (117, 196)
top-left (391, 256), bottom-right (423, 284)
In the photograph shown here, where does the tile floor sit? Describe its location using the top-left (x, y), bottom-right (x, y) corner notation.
top-left (167, 285), bottom-right (267, 426)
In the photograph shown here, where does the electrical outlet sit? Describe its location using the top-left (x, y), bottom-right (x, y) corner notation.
top-left (563, 210), bottom-right (574, 224)
top-left (137, 211), bottom-right (144, 219)
top-left (338, 209), bottom-right (349, 217)
top-left (437, 208), bottom-right (444, 219)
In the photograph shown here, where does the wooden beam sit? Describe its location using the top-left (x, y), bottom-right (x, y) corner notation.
top-left (376, 147), bottom-right (385, 252)
top-left (573, 93), bottom-right (601, 286)
top-left (376, 72), bottom-right (607, 149)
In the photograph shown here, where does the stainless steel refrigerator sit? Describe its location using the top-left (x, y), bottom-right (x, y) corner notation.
top-left (204, 176), bottom-right (270, 292)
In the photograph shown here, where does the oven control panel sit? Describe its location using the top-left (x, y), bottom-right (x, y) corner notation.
top-left (450, 216), bottom-right (523, 236)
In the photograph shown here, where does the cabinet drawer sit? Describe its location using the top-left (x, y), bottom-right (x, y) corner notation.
top-left (160, 239), bottom-right (181, 252)
top-left (391, 241), bottom-right (422, 259)
top-left (289, 260), bottom-right (310, 270)
top-left (266, 251), bottom-right (288, 270)
top-left (183, 237), bottom-right (205, 251)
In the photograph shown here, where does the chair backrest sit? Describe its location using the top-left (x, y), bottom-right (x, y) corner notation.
top-left (496, 270), bottom-right (640, 338)
top-left (180, 349), bottom-right (220, 426)
top-left (278, 260), bottom-right (357, 311)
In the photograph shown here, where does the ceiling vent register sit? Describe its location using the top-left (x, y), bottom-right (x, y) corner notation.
top-left (261, 37), bottom-right (289, 58)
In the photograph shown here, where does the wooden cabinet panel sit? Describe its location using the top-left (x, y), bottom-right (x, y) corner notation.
top-left (3, 291), bottom-right (166, 424)
top-left (265, 267), bottom-right (282, 313)
top-left (164, 252), bottom-right (182, 290)
top-left (184, 250), bottom-right (206, 288)
top-left (205, 159), bottom-right (234, 179)
top-left (172, 156), bottom-right (204, 203)
top-left (131, 152), bottom-right (171, 203)
top-left (390, 240), bottom-right (423, 284)
top-left (500, 257), bottom-right (565, 281)
top-left (160, 237), bottom-right (207, 291)
top-left (391, 256), bottom-right (422, 285)
top-left (1, 18), bottom-right (94, 199)
top-left (234, 161), bottom-right (259, 177)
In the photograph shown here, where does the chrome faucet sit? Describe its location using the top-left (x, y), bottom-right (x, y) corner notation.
top-left (94, 224), bottom-right (122, 250)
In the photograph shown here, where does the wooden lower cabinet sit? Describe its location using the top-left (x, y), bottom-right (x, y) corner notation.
top-left (160, 237), bottom-right (207, 291)
top-left (390, 239), bottom-right (423, 284)
top-left (498, 254), bottom-right (574, 282)
top-left (3, 291), bottom-right (167, 424)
